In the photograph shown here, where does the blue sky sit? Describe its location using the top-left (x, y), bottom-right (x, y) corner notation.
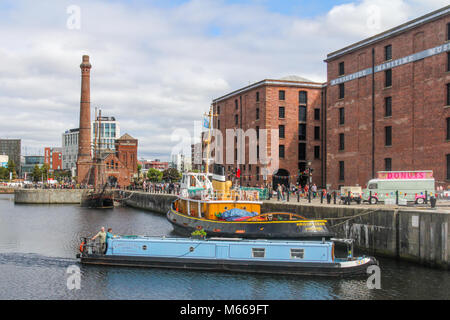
top-left (0, 0), bottom-right (448, 160)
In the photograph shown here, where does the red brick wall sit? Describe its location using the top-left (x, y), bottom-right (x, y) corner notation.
top-left (326, 14), bottom-right (450, 189)
top-left (214, 80), bottom-right (324, 187)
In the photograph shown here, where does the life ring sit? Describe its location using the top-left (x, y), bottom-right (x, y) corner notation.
top-left (79, 242), bottom-right (85, 252)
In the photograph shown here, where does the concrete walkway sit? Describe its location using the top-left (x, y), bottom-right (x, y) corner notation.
top-left (264, 197), bottom-right (450, 214)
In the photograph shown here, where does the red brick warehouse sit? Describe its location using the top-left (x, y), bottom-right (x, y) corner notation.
top-left (212, 76), bottom-right (325, 189)
top-left (324, 6), bottom-right (450, 190)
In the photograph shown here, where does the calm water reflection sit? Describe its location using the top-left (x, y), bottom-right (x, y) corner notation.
top-left (0, 194), bottom-right (448, 300)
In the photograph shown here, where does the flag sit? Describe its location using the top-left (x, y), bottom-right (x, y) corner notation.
top-left (203, 117), bottom-right (210, 129)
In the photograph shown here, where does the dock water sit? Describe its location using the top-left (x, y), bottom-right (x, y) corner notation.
top-left (12, 189), bottom-right (449, 269)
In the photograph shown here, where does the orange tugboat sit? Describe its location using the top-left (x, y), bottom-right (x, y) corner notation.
top-left (167, 106), bottom-right (333, 240)
top-left (167, 164), bottom-right (333, 239)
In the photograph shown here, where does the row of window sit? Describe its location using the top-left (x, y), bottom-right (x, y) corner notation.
top-left (279, 144), bottom-right (320, 160)
top-left (231, 90), bottom-right (309, 109)
top-left (338, 45), bottom-right (392, 77)
top-left (279, 106), bottom-right (321, 120)
top-left (339, 56), bottom-right (450, 101)
top-left (276, 125), bottom-right (320, 140)
top-left (229, 104), bottom-right (320, 126)
top-left (252, 247), bottom-right (305, 259)
top-left (336, 113), bottom-right (450, 152)
top-left (337, 126), bottom-right (392, 151)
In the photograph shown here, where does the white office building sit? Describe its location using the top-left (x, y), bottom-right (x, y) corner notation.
top-left (171, 153), bottom-right (192, 172)
top-left (62, 128), bottom-right (79, 176)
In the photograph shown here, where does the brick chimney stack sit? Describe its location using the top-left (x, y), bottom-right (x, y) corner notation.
top-left (76, 55), bottom-right (92, 184)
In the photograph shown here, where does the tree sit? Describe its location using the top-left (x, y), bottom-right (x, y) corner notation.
top-left (32, 165), bottom-right (41, 182)
top-left (162, 168), bottom-right (181, 182)
top-left (0, 167), bottom-right (9, 180)
top-left (54, 170), bottom-right (71, 182)
top-left (41, 163), bottom-right (50, 181)
top-left (7, 160), bottom-right (17, 180)
top-left (147, 168), bottom-right (162, 182)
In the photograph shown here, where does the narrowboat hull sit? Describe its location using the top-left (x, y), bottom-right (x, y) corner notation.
top-left (79, 254), bottom-right (376, 277)
top-left (167, 206), bottom-right (334, 240)
top-left (77, 236), bottom-right (378, 277)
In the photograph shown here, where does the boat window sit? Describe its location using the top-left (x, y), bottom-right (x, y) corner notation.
top-left (290, 248), bottom-right (304, 259)
top-left (368, 183), bottom-right (378, 189)
top-left (252, 248), bottom-right (265, 258)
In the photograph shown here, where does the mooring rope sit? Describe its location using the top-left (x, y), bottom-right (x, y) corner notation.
top-left (324, 209), bottom-right (382, 229)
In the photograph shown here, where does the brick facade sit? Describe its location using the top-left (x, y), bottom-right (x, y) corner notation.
top-left (212, 77), bottom-right (324, 189)
top-left (44, 147), bottom-right (62, 171)
top-left (325, 6), bottom-right (450, 190)
top-left (77, 55), bottom-right (93, 184)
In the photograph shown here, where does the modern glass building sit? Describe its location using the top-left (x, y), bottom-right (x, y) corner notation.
top-left (0, 139), bottom-right (21, 174)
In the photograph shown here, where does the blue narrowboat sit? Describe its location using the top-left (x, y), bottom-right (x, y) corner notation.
top-left (77, 236), bottom-right (377, 277)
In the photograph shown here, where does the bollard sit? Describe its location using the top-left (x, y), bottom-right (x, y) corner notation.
top-left (287, 191), bottom-right (290, 202)
top-left (347, 191), bottom-right (351, 205)
top-left (308, 190), bottom-right (311, 203)
top-left (297, 191), bottom-right (300, 202)
top-left (333, 191), bottom-right (336, 204)
top-left (425, 191), bottom-right (428, 204)
top-left (277, 192), bottom-right (280, 201)
top-left (396, 190), bottom-right (399, 205)
top-left (430, 196), bottom-right (436, 208)
top-left (320, 191), bottom-right (323, 204)
top-left (327, 193), bottom-right (331, 204)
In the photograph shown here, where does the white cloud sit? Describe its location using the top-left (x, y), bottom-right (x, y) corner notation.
top-left (0, 0), bottom-right (447, 160)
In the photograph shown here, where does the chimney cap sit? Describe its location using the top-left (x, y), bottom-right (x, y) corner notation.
top-left (80, 55), bottom-right (92, 69)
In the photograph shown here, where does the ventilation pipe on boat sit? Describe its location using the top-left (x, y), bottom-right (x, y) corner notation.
top-left (212, 164), bottom-right (232, 200)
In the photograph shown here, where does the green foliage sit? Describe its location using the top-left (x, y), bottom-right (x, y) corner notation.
top-left (0, 167), bottom-right (9, 180)
top-left (41, 163), bottom-right (49, 181)
top-left (53, 170), bottom-right (71, 182)
top-left (6, 160), bottom-right (17, 179)
top-left (191, 229), bottom-right (207, 237)
top-left (31, 165), bottom-right (41, 182)
top-left (147, 168), bottom-right (163, 182)
top-left (162, 168), bottom-right (181, 182)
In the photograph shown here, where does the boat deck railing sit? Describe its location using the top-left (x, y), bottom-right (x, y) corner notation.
top-left (187, 189), bottom-right (263, 202)
top-left (80, 237), bottom-right (105, 255)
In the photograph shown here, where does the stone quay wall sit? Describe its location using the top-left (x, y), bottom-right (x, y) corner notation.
top-left (14, 189), bottom-right (87, 204)
top-left (121, 191), bottom-right (449, 269)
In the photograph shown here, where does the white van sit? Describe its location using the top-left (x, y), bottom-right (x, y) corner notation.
top-left (362, 171), bottom-right (435, 205)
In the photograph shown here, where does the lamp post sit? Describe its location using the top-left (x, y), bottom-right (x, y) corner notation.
top-left (307, 161), bottom-right (312, 203)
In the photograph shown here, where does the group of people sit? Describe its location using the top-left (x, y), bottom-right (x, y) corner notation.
top-left (276, 183), bottom-right (323, 201)
top-left (141, 181), bottom-right (180, 194)
top-left (91, 227), bottom-right (115, 254)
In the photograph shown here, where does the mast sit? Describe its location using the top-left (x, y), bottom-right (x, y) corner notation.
top-left (204, 104), bottom-right (216, 176)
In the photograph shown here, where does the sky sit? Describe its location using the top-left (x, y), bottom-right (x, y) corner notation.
top-left (0, 0), bottom-right (448, 161)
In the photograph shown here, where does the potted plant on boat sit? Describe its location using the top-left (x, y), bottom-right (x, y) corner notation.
top-left (191, 229), bottom-right (207, 240)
